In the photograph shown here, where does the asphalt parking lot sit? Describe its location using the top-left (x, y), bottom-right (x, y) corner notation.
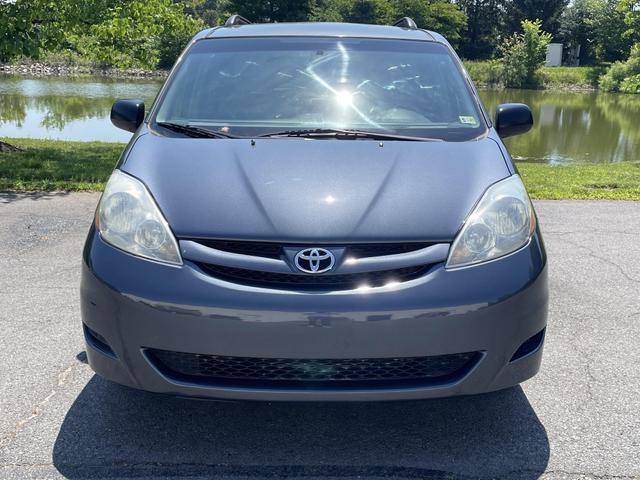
top-left (0, 192), bottom-right (638, 480)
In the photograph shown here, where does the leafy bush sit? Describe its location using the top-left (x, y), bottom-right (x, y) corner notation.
top-left (620, 73), bottom-right (640, 93)
top-left (81, 0), bottom-right (203, 70)
top-left (499, 19), bottom-right (552, 88)
top-left (600, 62), bottom-right (629, 92)
top-left (600, 44), bottom-right (640, 93)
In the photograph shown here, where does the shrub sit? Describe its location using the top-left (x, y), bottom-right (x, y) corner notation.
top-left (463, 60), bottom-right (503, 87)
top-left (600, 44), bottom-right (640, 92)
top-left (620, 73), bottom-right (640, 93)
top-left (500, 19), bottom-right (552, 88)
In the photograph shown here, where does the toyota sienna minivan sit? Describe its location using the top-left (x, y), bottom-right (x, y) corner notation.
top-left (80, 16), bottom-right (548, 401)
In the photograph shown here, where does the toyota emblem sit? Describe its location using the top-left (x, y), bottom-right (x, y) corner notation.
top-left (294, 248), bottom-right (335, 274)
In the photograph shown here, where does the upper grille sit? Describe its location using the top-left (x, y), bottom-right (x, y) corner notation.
top-left (186, 239), bottom-right (434, 260)
top-left (188, 239), bottom-right (283, 259)
top-left (196, 263), bottom-right (431, 290)
top-left (184, 239), bottom-right (442, 291)
top-left (146, 349), bottom-right (480, 389)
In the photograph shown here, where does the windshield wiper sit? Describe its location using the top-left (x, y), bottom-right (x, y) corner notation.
top-left (156, 122), bottom-right (239, 139)
top-left (258, 128), bottom-right (442, 142)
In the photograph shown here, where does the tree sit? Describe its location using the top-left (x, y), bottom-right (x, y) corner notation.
top-left (558, 0), bottom-right (594, 63)
top-left (310, 0), bottom-right (466, 46)
top-left (619, 0), bottom-right (640, 44)
top-left (310, 0), bottom-right (395, 24)
top-left (504, 0), bottom-right (568, 36)
top-left (590, 0), bottom-right (631, 62)
top-left (85, 0), bottom-right (203, 69)
top-left (0, 0), bottom-right (68, 61)
top-left (598, 0), bottom-right (640, 89)
top-left (309, 0), bottom-right (346, 21)
top-left (189, 0), bottom-right (229, 26)
top-left (559, 0), bottom-right (631, 64)
top-left (393, 0), bottom-right (467, 47)
top-left (457, 0), bottom-right (503, 58)
top-left (348, 0), bottom-right (395, 23)
top-left (500, 19), bottom-right (552, 87)
top-left (225, 0), bottom-right (314, 22)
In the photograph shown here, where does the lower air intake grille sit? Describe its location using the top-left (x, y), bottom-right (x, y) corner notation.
top-left (146, 349), bottom-right (480, 389)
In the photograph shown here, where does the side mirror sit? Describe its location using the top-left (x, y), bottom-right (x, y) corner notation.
top-left (495, 103), bottom-right (533, 138)
top-left (111, 99), bottom-right (145, 133)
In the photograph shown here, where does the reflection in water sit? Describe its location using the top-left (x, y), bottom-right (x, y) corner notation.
top-left (480, 89), bottom-right (640, 163)
top-left (1, 75), bottom-right (640, 162)
top-left (0, 75), bottom-right (162, 142)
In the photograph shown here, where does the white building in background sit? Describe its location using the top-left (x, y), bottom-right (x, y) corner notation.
top-left (545, 43), bottom-right (563, 67)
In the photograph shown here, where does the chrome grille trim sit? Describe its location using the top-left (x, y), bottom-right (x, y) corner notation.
top-left (180, 240), bottom-right (449, 275)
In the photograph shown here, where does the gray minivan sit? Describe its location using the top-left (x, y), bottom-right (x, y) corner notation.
top-left (80, 16), bottom-right (547, 401)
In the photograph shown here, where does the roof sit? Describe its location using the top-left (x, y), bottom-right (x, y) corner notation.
top-left (196, 22), bottom-right (440, 42)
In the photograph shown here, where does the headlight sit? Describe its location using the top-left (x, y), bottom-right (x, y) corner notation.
top-left (446, 175), bottom-right (535, 268)
top-left (96, 170), bottom-right (181, 265)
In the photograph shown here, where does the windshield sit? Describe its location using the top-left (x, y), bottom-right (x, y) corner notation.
top-left (154, 37), bottom-right (486, 141)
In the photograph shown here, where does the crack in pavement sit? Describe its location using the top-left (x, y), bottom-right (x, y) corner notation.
top-left (569, 336), bottom-right (598, 410)
top-left (0, 362), bottom-right (78, 450)
top-left (553, 238), bottom-right (630, 410)
top-left (560, 237), bottom-right (640, 284)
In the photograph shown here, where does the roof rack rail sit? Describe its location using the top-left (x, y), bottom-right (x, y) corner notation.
top-left (393, 17), bottom-right (418, 29)
top-left (224, 14), bottom-right (252, 27)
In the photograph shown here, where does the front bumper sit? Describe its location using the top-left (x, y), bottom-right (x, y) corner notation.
top-left (80, 227), bottom-right (548, 401)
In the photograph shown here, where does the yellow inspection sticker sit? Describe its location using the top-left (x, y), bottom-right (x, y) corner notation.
top-left (459, 116), bottom-right (477, 125)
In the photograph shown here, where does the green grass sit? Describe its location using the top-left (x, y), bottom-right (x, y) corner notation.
top-left (1, 137), bottom-right (640, 200)
top-left (518, 162), bottom-right (640, 200)
top-left (0, 137), bottom-right (123, 191)
top-left (464, 61), bottom-right (604, 90)
top-left (540, 66), bottom-right (606, 89)
top-left (464, 60), bottom-right (504, 87)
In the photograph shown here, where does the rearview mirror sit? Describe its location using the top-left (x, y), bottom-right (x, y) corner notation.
top-left (495, 103), bottom-right (533, 138)
top-left (111, 99), bottom-right (145, 133)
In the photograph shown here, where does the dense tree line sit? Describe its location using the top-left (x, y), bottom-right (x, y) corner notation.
top-left (1, 0), bottom-right (640, 74)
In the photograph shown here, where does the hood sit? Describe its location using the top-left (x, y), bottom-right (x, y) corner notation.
top-left (122, 133), bottom-right (510, 242)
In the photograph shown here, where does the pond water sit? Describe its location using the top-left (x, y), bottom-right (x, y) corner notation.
top-left (0, 75), bottom-right (162, 143)
top-left (1, 74), bottom-right (640, 163)
top-left (480, 89), bottom-right (640, 164)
